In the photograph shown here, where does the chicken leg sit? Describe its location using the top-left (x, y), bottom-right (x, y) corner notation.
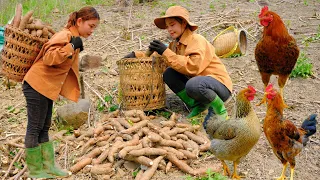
top-left (231, 161), bottom-right (245, 179)
top-left (221, 160), bottom-right (231, 176)
top-left (278, 74), bottom-right (289, 98)
top-left (289, 166), bottom-right (295, 180)
top-left (278, 74), bottom-right (291, 107)
top-left (257, 72), bottom-right (271, 106)
top-left (277, 163), bottom-right (288, 180)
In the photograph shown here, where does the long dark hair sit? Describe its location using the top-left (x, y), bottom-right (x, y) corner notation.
top-left (66, 6), bottom-right (100, 28)
top-left (174, 17), bottom-right (190, 30)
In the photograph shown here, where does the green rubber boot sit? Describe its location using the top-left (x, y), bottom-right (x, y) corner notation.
top-left (176, 88), bottom-right (198, 108)
top-left (41, 141), bottom-right (70, 177)
top-left (186, 104), bottom-right (209, 118)
top-left (177, 89), bottom-right (206, 118)
top-left (209, 95), bottom-right (228, 120)
top-left (25, 146), bottom-right (55, 178)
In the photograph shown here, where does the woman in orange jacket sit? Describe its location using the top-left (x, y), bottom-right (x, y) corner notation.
top-left (22, 6), bottom-right (99, 178)
top-left (148, 6), bottom-right (232, 123)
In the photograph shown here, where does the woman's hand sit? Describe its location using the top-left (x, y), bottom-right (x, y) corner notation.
top-left (70, 36), bottom-right (83, 52)
top-left (149, 40), bottom-right (167, 55)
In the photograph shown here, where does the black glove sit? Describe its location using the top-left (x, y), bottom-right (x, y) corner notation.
top-left (70, 36), bottom-right (83, 52)
top-left (124, 51), bottom-right (136, 58)
top-left (149, 40), bottom-right (167, 55)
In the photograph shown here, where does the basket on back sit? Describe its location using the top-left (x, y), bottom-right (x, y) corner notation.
top-left (117, 56), bottom-right (167, 111)
top-left (1, 25), bottom-right (49, 82)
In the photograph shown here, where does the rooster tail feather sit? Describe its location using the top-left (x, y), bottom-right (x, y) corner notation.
top-left (301, 114), bottom-right (317, 146)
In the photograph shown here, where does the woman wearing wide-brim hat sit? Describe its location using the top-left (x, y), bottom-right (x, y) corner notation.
top-left (127, 6), bottom-right (233, 125)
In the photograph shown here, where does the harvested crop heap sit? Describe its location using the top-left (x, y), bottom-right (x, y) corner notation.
top-left (10, 3), bottom-right (55, 38)
top-left (54, 110), bottom-right (220, 179)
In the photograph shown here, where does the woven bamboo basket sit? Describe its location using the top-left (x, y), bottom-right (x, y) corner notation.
top-left (117, 56), bottom-right (167, 111)
top-left (212, 26), bottom-right (247, 58)
top-left (0, 25), bottom-right (49, 82)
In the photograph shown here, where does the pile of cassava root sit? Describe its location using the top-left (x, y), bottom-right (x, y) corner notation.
top-left (53, 109), bottom-right (221, 180)
top-left (10, 3), bottom-right (55, 39)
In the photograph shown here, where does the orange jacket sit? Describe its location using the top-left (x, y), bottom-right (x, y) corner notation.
top-left (23, 26), bottom-right (81, 102)
top-left (162, 29), bottom-right (233, 92)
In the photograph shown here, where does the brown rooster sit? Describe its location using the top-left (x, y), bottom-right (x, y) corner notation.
top-left (203, 86), bottom-right (261, 179)
top-left (255, 6), bottom-right (299, 101)
top-left (262, 84), bottom-right (317, 180)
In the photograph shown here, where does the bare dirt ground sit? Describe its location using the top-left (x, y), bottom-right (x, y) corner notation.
top-left (1, 0), bottom-right (319, 179)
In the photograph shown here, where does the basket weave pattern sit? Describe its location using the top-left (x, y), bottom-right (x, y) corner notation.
top-left (117, 57), bottom-right (167, 111)
top-left (212, 26), bottom-right (247, 58)
top-left (1, 25), bottom-right (48, 82)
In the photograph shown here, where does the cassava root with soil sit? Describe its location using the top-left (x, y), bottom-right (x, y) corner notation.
top-left (63, 110), bottom-right (220, 179)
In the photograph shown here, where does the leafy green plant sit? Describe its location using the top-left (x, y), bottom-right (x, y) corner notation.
top-left (190, 117), bottom-right (200, 125)
top-left (303, 0), bottom-right (308, 5)
top-left (160, 11), bottom-right (166, 16)
top-left (185, 168), bottom-right (227, 180)
top-left (290, 52), bottom-right (313, 78)
top-left (167, 2), bottom-right (177, 7)
top-left (209, 3), bottom-right (215, 11)
top-left (9, 150), bottom-right (16, 157)
top-left (14, 161), bottom-right (23, 169)
top-left (228, 53), bottom-right (242, 58)
top-left (285, 20), bottom-right (291, 29)
top-left (302, 25), bottom-right (320, 46)
top-left (8, 117), bottom-right (17, 122)
top-left (97, 94), bottom-right (119, 112)
top-left (221, 3), bottom-right (226, 9)
top-left (151, 110), bottom-right (172, 119)
top-left (6, 106), bottom-right (15, 113)
top-left (132, 169), bottom-right (140, 178)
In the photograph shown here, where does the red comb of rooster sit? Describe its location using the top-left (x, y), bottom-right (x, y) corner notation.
top-left (265, 84), bottom-right (273, 92)
top-left (248, 85), bottom-right (256, 93)
top-left (259, 6), bottom-right (268, 17)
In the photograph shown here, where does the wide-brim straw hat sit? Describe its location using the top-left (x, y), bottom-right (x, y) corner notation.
top-left (154, 6), bottom-right (198, 31)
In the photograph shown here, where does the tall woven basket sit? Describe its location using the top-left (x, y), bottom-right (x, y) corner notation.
top-left (117, 56), bottom-right (167, 111)
top-left (0, 25), bottom-right (49, 82)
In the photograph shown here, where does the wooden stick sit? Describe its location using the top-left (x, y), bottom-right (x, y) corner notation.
top-left (97, 85), bottom-right (115, 104)
top-left (310, 138), bottom-right (320, 145)
top-left (10, 160), bottom-right (27, 180)
top-left (2, 149), bottom-right (24, 180)
top-left (87, 102), bottom-right (92, 128)
top-left (312, 74), bottom-right (320, 81)
top-left (0, 134), bottom-right (25, 141)
top-left (83, 80), bottom-right (108, 107)
top-left (79, 73), bottom-right (85, 99)
top-left (97, 36), bottom-right (120, 50)
top-left (64, 141), bottom-right (68, 169)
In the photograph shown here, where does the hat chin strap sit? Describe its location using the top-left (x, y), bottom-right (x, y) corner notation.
top-left (176, 25), bottom-right (187, 41)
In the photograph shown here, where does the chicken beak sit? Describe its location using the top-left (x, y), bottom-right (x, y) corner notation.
top-left (256, 92), bottom-right (267, 106)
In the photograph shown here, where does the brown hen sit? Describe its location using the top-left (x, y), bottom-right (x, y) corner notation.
top-left (262, 84), bottom-right (317, 180)
top-left (204, 86), bottom-right (261, 179)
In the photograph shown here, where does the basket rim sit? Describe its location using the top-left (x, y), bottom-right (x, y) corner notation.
top-left (5, 24), bottom-right (49, 44)
top-left (116, 57), bottom-right (163, 64)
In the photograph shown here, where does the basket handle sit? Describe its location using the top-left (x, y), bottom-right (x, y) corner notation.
top-left (212, 26), bottom-right (239, 58)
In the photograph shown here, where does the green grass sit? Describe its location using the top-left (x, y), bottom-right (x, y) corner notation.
top-left (209, 2), bottom-right (215, 12)
top-left (0, 0), bottom-right (111, 26)
top-left (290, 52), bottom-right (313, 78)
top-left (185, 168), bottom-right (227, 180)
top-left (302, 25), bottom-right (320, 46)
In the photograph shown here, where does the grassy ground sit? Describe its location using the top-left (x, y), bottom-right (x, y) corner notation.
top-left (0, 0), bottom-right (112, 26)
